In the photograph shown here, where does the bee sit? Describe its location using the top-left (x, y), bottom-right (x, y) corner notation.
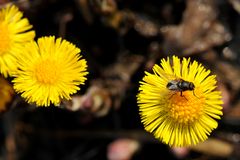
top-left (167, 79), bottom-right (196, 98)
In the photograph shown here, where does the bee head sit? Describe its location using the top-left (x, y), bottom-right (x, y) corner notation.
top-left (189, 82), bottom-right (195, 90)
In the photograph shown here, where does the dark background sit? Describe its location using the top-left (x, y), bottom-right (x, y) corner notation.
top-left (1, 0), bottom-right (240, 160)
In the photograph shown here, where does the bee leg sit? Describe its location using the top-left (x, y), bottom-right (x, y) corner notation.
top-left (183, 96), bottom-right (188, 101)
top-left (193, 90), bottom-right (199, 98)
top-left (180, 91), bottom-right (188, 101)
top-left (169, 93), bottom-right (176, 99)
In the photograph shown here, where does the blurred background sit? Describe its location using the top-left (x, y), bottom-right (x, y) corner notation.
top-left (0, 0), bottom-right (240, 159)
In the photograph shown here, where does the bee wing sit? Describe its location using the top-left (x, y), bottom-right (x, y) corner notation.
top-left (156, 71), bottom-right (179, 81)
top-left (151, 64), bottom-right (180, 81)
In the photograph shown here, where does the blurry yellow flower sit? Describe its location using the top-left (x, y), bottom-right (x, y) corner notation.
top-left (0, 4), bottom-right (35, 77)
top-left (12, 36), bottom-right (88, 107)
top-left (137, 56), bottom-right (223, 147)
top-left (0, 76), bottom-right (14, 111)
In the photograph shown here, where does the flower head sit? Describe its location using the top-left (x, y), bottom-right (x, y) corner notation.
top-left (137, 56), bottom-right (223, 147)
top-left (13, 36), bottom-right (88, 107)
top-left (0, 4), bottom-right (35, 77)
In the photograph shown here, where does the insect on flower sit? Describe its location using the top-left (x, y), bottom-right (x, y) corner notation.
top-left (167, 78), bottom-right (197, 99)
top-left (137, 56), bottom-right (223, 147)
top-left (163, 72), bottom-right (197, 99)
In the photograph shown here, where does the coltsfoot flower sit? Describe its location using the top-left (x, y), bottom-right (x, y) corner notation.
top-left (137, 56), bottom-right (223, 147)
top-left (13, 36), bottom-right (88, 107)
top-left (0, 4), bottom-right (35, 77)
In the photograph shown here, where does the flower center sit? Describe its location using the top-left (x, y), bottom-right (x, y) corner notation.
top-left (0, 23), bottom-right (11, 55)
top-left (34, 59), bottom-right (61, 84)
top-left (167, 89), bottom-right (205, 124)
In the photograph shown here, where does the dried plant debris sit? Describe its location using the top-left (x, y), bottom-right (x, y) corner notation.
top-left (107, 138), bottom-right (140, 160)
top-left (0, 77), bottom-right (14, 112)
top-left (77, 0), bottom-right (160, 36)
top-left (133, 14), bottom-right (159, 37)
top-left (64, 86), bottom-right (112, 117)
top-left (229, 0), bottom-right (240, 14)
top-left (225, 100), bottom-right (240, 119)
top-left (190, 138), bottom-right (234, 158)
top-left (160, 0), bottom-right (232, 55)
top-left (215, 61), bottom-right (240, 93)
top-left (64, 54), bottom-right (144, 116)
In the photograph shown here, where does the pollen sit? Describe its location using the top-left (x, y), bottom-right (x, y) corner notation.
top-left (168, 90), bottom-right (205, 124)
top-left (34, 59), bottom-right (61, 84)
top-left (0, 23), bottom-right (11, 55)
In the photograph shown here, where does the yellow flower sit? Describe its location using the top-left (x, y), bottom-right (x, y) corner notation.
top-left (12, 36), bottom-right (88, 107)
top-left (137, 56), bottom-right (223, 147)
top-left (0, 4), bottom-right (35, 77)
